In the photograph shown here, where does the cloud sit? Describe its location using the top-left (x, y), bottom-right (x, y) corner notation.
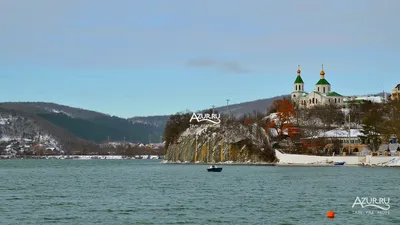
top-left (186, 59), bottom-right (250, 74)
top-left (0, 0), bottom-right (399, 68)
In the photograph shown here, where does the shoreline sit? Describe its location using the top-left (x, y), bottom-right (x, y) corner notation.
top-left (2, 157), bottom-right (400, 167)
top-left (162, 161), bottom-right (277, 166)
top-left (162, 162), bottom-right (358, 167)
top-left (0, 155), bottom-right (163, 160)
top-left (162, 161), bottom-right (400, 167)
top-left (275, 163), bottom-right (359, 167)
top-left (274, 150), bottom-right (400, 167)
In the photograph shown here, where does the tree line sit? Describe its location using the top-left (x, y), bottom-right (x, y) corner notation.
top-left (163, 97), bottom-right (400, 157)
top-left (265, 97), bottom-right (400, 154)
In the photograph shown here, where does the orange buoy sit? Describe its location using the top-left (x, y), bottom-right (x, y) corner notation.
top-left (327, 211), bottom-right (335, 218)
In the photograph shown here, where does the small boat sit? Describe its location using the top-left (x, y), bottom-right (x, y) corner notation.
top-left (334, 162), bottom-right (345, 166)
top-left (207, 165), bottom-right (223, 172)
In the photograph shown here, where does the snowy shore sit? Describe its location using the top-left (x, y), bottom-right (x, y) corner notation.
top-left (374, 158), bottom-right (400, 167)
top-left (160, 160), bottom-right (276, 165)
top-left (275, 149), bottom-right (400, 167)
top-left (0, 155), bottom-right (162, 160)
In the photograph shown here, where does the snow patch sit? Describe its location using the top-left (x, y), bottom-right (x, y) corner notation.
top-left (345, 95), bottom-right (385, 104)
top-left (312, 128), bottom-right (364, 138)
top-left (0, 135), bottom-right (17, 142)
top-left (180, 124), bottom-right (219, 138)
top-left (375, 157), bottom-right (400, 167)
top-left (45, 108), bottom-right (73, 117)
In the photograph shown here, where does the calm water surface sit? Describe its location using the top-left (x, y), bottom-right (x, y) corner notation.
top-left (0, 160), bottom-right (399, 225)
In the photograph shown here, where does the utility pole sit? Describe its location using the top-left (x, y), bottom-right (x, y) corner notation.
top-left (226, 99), bottom-right (230, 119)
top-left (348, 112), bottom-right (351, 154)
top-left (123, 137), bottom-right (126, 156)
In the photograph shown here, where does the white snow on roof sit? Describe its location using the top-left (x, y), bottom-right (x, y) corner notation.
top-left (345, 96), bottom-right (384, 103)
top-left (315, 128), bottom-right (364, 138)
top-left (268, 128), bottom-right (288, 137)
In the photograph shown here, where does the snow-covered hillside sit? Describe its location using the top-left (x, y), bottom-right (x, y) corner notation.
top-left (0, 113), bottom-right (61, 155)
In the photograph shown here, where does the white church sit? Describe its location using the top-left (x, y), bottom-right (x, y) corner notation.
top-left (291, 65), bottom-right (345, 108)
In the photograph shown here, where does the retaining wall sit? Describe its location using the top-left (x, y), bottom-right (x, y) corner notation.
top-left (275, 150), bottom-right (398, 165)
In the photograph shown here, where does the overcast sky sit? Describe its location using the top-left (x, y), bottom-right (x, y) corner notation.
top-left (0, 0), bottom-right (398, 117)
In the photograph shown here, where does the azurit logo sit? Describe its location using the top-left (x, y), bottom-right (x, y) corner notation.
top-left (352, 197), bottom-right (390, 216)
top-left (189, 112), bottom-right (221, 125)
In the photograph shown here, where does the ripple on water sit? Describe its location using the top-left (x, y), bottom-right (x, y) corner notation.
top-left (0, 161), bottom-right (400, 224)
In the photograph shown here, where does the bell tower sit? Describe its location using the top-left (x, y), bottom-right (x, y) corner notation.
top-left (293, 65), bottom-right (304, 92)
top-left (292, 65), bottom-right (305, 104)
top-left (315, 64), bottom-right (331, 94)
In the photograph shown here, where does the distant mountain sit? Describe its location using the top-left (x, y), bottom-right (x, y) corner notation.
top-left (128, 94), bottom-right (291, 130)
top-left (128, 92), bottom-right (387, 133)
top-left (0, 102), bottom-right (163, 145)
top-left (2, 91), bottom-right (379, 151)
top-left (212, 94), bottom-right (291, 117)
top-left (129, 115), bottom-right (170, 128)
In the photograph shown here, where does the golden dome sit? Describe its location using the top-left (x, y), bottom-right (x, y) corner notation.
top-left (320, 64), bottom-right (325, 75)
top-left (297, 69), bottom-right (301, 73)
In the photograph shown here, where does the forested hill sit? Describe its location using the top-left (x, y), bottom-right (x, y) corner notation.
top-left (0, 95), bottom-right (287, 148)
top-left (0, 93), bottom-right (382, 145)
top-left (128, 95), bottom-right (291, 128)
top-left (0, 102), bottom-right (163, 144)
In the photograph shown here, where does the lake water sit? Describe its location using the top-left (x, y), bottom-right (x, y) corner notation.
top-left (0, 160), bottom-right (399, 225)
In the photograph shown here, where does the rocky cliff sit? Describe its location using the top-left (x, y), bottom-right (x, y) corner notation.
top-left (165, 123), bottom-right (275, 163)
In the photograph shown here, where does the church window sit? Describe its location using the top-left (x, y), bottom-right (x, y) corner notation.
top-left (318, 87), bottom-right (320, 92)
top-left (293, 95), bottom-right (296, 97)
top-left (329, 99), bottom-right (331, 102)
top-left (309, 99), bottom-right (311, 104)
top-left (312, 98), bottom-right (315, 104)
top-left (335, 98), bottom-right (337, 103)
top-left (338, 99), bottom-right (340, 103)
top-left (323, 87), bottom-right (326, 93)
top-left (316, 99), bottom-right (318, 103)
